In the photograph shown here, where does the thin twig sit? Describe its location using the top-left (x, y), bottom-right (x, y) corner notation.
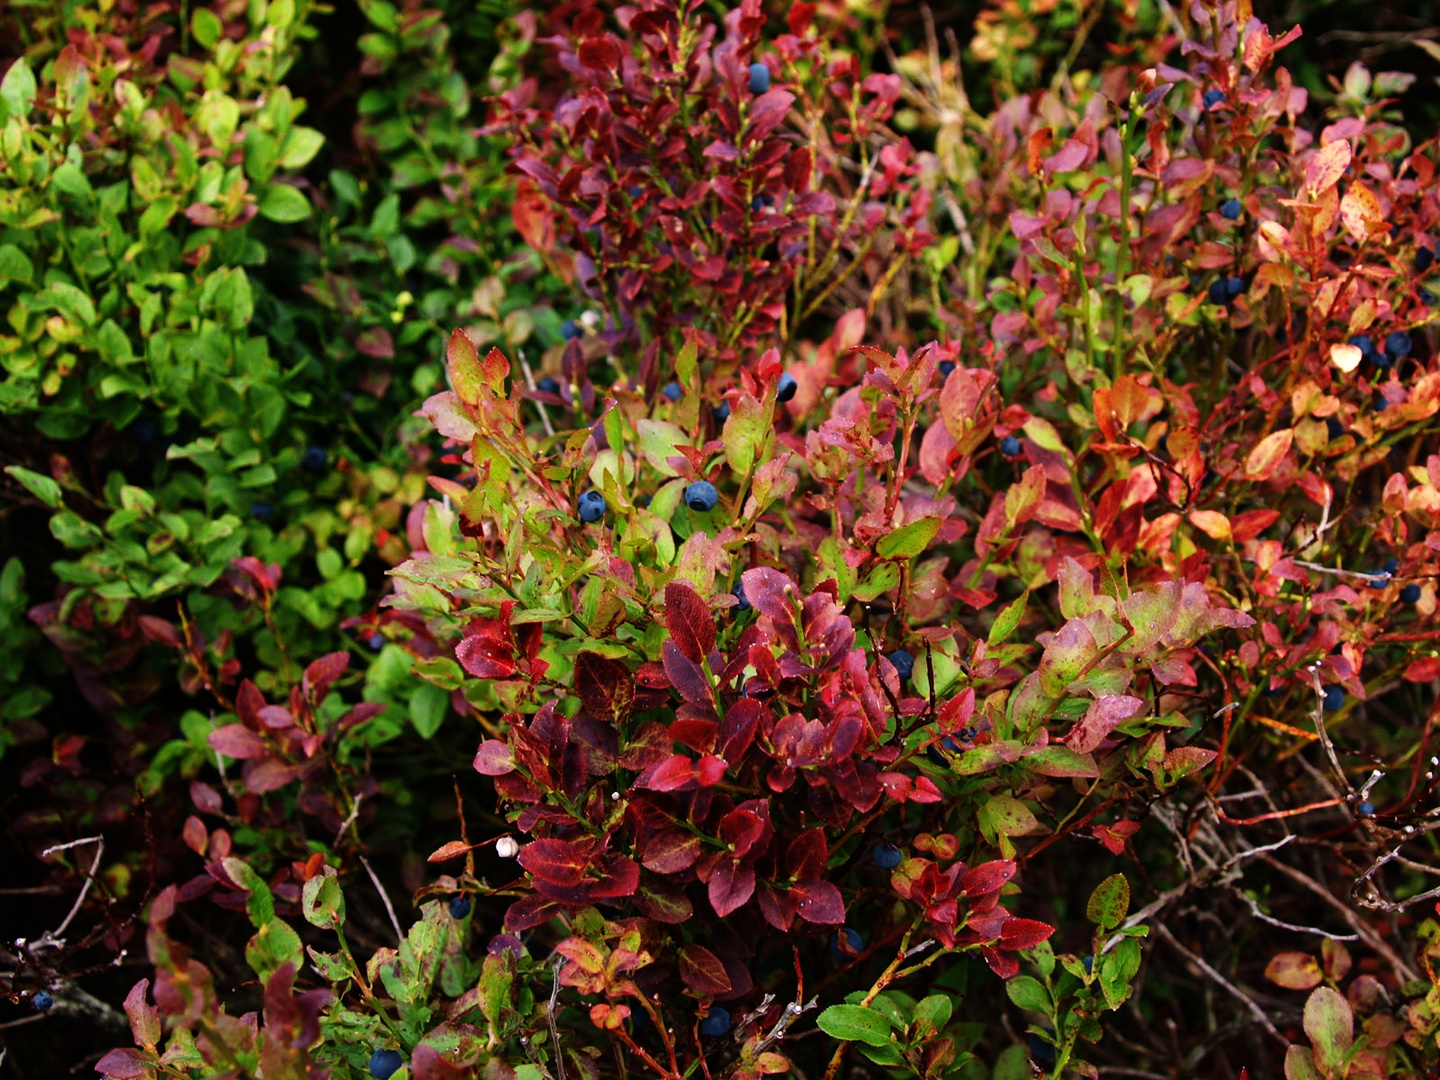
top-left (358, 856), bottom-right (403, 945)
top-left (38, 836), bottom-right (103, 942)
top-left (549, 957), bottom-right (568, 1080)
top-left (1153, 921), bottom-right (1288, 1048)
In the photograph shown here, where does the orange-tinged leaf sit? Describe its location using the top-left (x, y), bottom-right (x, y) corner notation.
top-left (1265, 952), bottom-right (1323, 990)
top-left (429, 840), bottom-right (479, 863)
top-left (1245, 428), bottom-right (1294, 481)
top-left (1306, 140), bottom-right (1351, 196)
top-left (1339, 182), bottom-right (1381, 244)
top-left (1188, 509), bottom-right (1231, 540)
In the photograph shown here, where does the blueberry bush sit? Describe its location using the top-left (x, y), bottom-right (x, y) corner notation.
top-left (4, 0), bottom-right (1440, 1079)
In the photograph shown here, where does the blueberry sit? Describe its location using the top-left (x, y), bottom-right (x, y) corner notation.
top-left (1358, 801), bottom-right (1375, 816)
top-left (715, 402), bottom-right (731, 423)
top-left (752, 196), bottom-right (766, 212)
top-left (628, 186), bottom-right (643, 199)
top-left (1325, 416), bottom-right (1344, 440)
top-left (1000, 435), bottom-right (1021, 456)
top-left (1082, 955), bottom-right (1094, 974)
top-left (1322, 685), bottom-right (1345, 712)
top-left (1349, 334), bottom-right (1376, 361)
top-left (748, 62), bottom-right (770, 95)
top-left (449, 895), bottom-right (471, 919)
top-left (927, 735), bottom-right (962, 765)
top-left (538, 376), bottom-right (560, 394)
top-left (662, 381), bottom-right (682, 402)
top-left (1422, 289), bottom-right (1437, 306)
top-left (1385, 330), bottom-right (1412, 360)
top-left (367, 633), bottom-right (384, 651)
top-left (578, 491), bottom-right (607, 523)
top-left (938, 360), bottom-right (956, 376)
top-left (1028, 1032), bottom-right (1058, 1064)
top-left (369, 1049), bottom-right (403, 1080)
top-left (1384, 558), bottom-right (1399, 575)
top-left (776, 372), bottom-right (797, 403)
top-left (635, 493), bottom-right (651, 508)
top-left (1402, 583), bottom-right (1422, 603)
top-left (301, 446), bottom-right (328, 473)
top-left (1365, 568), bottom-right (1391, 587)
top-left (1418, 247), bottom-right (1435, 272)
top-left (684, 481), bottom-right (719, 512)
top-left (132, 417), bottom-right (158, 445)
top-left (888, 649), bottom-right (914, 681)
top-left (561, 319), bottom-right (580, 340)
top-left (32, 991), bottom-right (52, 1012)
top-left (250, 500), bottom-right (273, 521)
top-left (1263, 681), bottom-right (1283, 696)
top-left (733, 580), bottom-right (750, 611)
top-left (872, 842), bottom-right (903, 870)
top-left (1226, 276), bottom-right (1246, 299)
top-left (830, 927), bottom-right (862, 960)
top-left (1202, 89), bottom-right (1226, 109)
top-left (1208, 279), bottom-right (1231, 305)
top-left (700, 1007), bottom-right (731, 1038)
top-left (1220, 198), bottom-right (1242, 220)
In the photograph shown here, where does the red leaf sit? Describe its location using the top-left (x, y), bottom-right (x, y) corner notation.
top-left (428, 840), bottom-right (479, 863)
top-left (138, 615), bottom-right (181, 648)
top-left (718, 698), bottom-right (764, 760)
top-left (679, 944), bottom-right (733, 995)
top-left (518, 839), bottom-right (589, 886)
top-left (456, 620), bottom-right (518, 679)
top-left (696, 754), bottom-right (726, 786)
top-left (577, 35), bottom-right (622, 71)
top-left (642, 830), bottom-right (702, 873)
top-left (1062, 694), bottom-right (1146, 754)
top-left (960, 860), bottom-right (1016, 897)
top-left (792, 879), bottom-right (845, 924)
top-left (95, 1049), bottom-right (156, 1079)
top-left (243, 758), bottom-right (298, 793)
top-left (209, 724), bottom-right (268, 760)
top-left (639, 754), bottom-right (699, 792)
top-left (665, 581), bottom-right (716, 663)
top-left (662, 639), bottom-right (711, 706)
top-left (998, 918), bottom-right (1054, 949)
top-left (575, 651), bottom-right (634, 724)
top-left (473, 739), bottom-right (516, 776)
top-left (709, 860), bottom-right (755, 917)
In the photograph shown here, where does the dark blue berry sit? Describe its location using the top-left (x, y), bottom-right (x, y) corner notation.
top-left (1000, 435), bottom-right (1021, 456)
top-left (1028, 1032), bottom-right (1058, 1063)
top-left (1082, 955), bottom-right (1094, 974)
top-left (1417, 247), bottom-right (1435, 272)
top-left (685, 480), bottom-right (719, 511)
top-left (776, 372), bottom-right (797, 402)
top-left (1202, 89), bottom-right (1226, 109)
top-left (748, 63), bottom-right (770, 95)
top-left (830, 927), bottom-right (862, 960)
top-left (301, 446), bottom-right (328, 473)
top-left (1226, 276), bottom-right (1246, 299)
top-left (1220, 198), bottom-right (1242, 220)
top-left (1365, 568), bottom-right (1392, 587)
top-left (367, 633), bottom-right (384, 651)
top-left (662, 381), bottom-right (682, 402)
top-left (715, 402), bottom-right (731, 423)
top-left (561, 319), bottom-right (580, 341)
top-left (927, 736), bottom-right (962, 765)
top-left (628, 186), bottom-right (643, 199)
top-left (1384, 558), bottom-right (1399, 575)
top-left (1322, 685), bottom-right (1345, 712)
top-left (700, 1007), bottom-right (731, 1037)
top-left (733, 580), bottom-right (750, 611)
top-left (888, 649), bottom-right (914, 681)
top-left (250, 500), bottom-right (273, 521)
top-left (872, 842), bottom-right (903, 870)
top-left (1208, 279), bottom-right (1231, 305)
top-left (1421, 289), bottom-right (1437, 306)
top-left (1386, 331), bottom-right (1412, 360)
top-left (1402, 583), bottom-right (1422, 603)
top-left (1359, 801), bottom-right (1375, 816)
top-left (132, 417), bottom-right (158, 445)
top-left (578, 491), bottom-right (607, 523)
top-left (1349, 335), bottom-right (1376, 361)
top-left (32, 992), bottom-right (52, 1012)
top-left (1325, 416), bottom-right (1344, 440)
top-left (538, 376), bottom-right (560, 394)
top-left (369, 1049), bottom-right (403, 1080)
top-left (449, 895), bottom-right (471, 919)
top-left (938, 360), bottom-right (956, 376)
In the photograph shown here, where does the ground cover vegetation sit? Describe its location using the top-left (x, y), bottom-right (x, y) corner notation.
top-left (2, 0), bottom-right (1440, 1077)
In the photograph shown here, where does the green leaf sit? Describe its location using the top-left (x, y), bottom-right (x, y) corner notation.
top-left (853, 562), bottom-right (900, 602)
top-left (1099, 937), bottom-right (1141, 1010)
top-left (223, 857), bottom-right (276, 928)
top-left (302, 872), bottom-right (346, 930)
top-left (722, 395), bottom-right (767, 477)
top-left (5, 465), bottom-right (62, 508)
top-left (0, 59), bottom-right (37, 121)
top-left (408, 682), bottom-right (449, 739)
top-left (912, 994), bottom-right (953, 1029)
top-left (1303, 986), bottom-right (1353, 1078)
top-left (278, 126), bottom-right (324, 169)
top-left (876, 516), bottom-right (940, 560)
top-left (0, 243), bottom-right (35, 285)
top-left (51, 162), bottom-right (93, 200)
top-left (1004, 976), bottom-right (1050, 1013)
top-left (816, 1004), bottom-right (894, 1047)
top-left (191, 7), bottom-right (223, 48)
top-left (988, 590), bottom-right (1028, 646)
top-left (1086, 873), bottom-right (1130, 931)
top-left (258, 183), bottom-right (311, 222)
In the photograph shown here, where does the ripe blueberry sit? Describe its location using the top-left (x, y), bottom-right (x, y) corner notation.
top-left (367, 633), bottom-right (384, 651)
top-left (715, 402), bottom-right (731, 423)
top-left (1082, 955), bottom-right (1094, 974)
top-left (538, 376), bottom-right (560, 394)
top-left (888, 649), bottom-right (914, 681)
top-left (748, 62), bottom-right (770, 95)
top-left (1208, 279), bottom-right (1231, 305)
top-left (578, 491), bottom-right (607, 523)
top-left (32, 991), bottom-right (53, 1012)
top-left (132, 417), bottom-right (158, 445)
top-left (776, 372), bottom-right (798, 402)
top-left (685, 480), bottom-right (719, 511)
top-left (872, 842), bottom-right (903, 870)
top-left (561, 319), bottom-right (580, 341)
top-left (733, 580), bottom-right (751, 611)
top-left (301, 446), bottom-right (328, 473)
top-left (1322, 685), bottom-right (1345, 712)
top-left (927, 735), bottom-right (962, 765)
top-left (1402, 583), bottom-right (1422, 603)
top-left (1220, 198), bottom-right (1242, 220)
top-left (1226, 276), bottom-right (1246, 299)
top-left (1000, 435), bottom-right (1021, 456)
top-left (662, 381), bottom-right (682, 402)
top-left (369, 1049), bottom-right (403, 1080)
top-left (449, 895), bottom-right (471, 919)
top-left (830, 927), bottom-right (862, 960)
top-left (1325, 416), bottom-right (1343, 440)
top-left (1358, 801), bottom-right (1376, 816)
top-left (1348, 335), bottom-right (1377, 362)
top-left (1202, 89), bottom-right (1226, 109)
top-left (1028, 1031), bottom-right (1058, 1063)
top-left (251, 500), bottom-right (273, 521)
top-left (1418, 247), bottom-right (1435, 272)
top-left (938, 360), bottom-right (956, 376)
top-left (1384, 558), bottom-right (1399, 575)
top-left (700, 1007), bottom-right (731, 1037)
top-left (1385, 330), bottom-right (1412, 361)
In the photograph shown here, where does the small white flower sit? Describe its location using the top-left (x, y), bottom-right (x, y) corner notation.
top-left (1330, 342), bottom-right (1363, 373)
top-left (495, 836), bottom-right (520, 858)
